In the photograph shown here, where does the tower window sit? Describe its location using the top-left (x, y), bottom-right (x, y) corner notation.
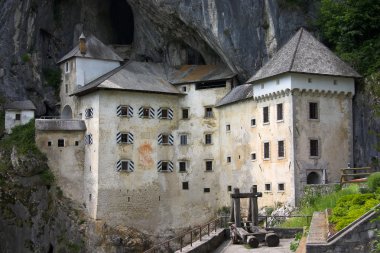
top-left (277, 103), bottom-right (283, 121)
top-left (309, 102), bottom-right (319, 120)
top-left (310, 139), bottom-right (319, 157)
top-left (205, 133), bottom-right (212, 144)
top-left (179, 161), bottom-right (187, 172)
top-left (278, 141), bottom-right (285, 158)
top-left (205, 160), bottom-right (213, 171)
top-left (263, 106), bottom-right (269, 124)
top-left (264, 142), bottom-right (270, 159)
top-left (182, 182), bottom-right (189, 190)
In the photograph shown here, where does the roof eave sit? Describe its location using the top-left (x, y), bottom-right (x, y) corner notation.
top-left (71, 87), bottom-right (184, 97)
top-left (215, 97), bottom-right (253, 108)
top-left (170, 75), bottom-right (237, 85)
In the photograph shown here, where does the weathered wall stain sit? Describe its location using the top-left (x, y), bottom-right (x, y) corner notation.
top-left (138, 142), bottom-right (154, 168)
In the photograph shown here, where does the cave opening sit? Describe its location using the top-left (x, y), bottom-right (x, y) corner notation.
top-left (109, 0), bottom-right (134, 44)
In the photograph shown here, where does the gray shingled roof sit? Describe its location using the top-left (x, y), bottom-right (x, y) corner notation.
top-left (215, 83), bottom-right (253, 107)
top-left (5, 100), bottom-right (36, 110)
top-left (248, 28), bottom-right (361, 83)
top-left (169, 65), bottom-right (236, 84)
top-left (71, 61), bottom-right (181, 96)
top-left (57, 35), bottom-right (123, 64)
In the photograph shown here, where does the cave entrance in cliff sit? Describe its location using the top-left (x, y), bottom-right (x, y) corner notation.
top-left (110, 0), bottom-right (134, 44)
top-left (61, 105), bottom-right (73, 119)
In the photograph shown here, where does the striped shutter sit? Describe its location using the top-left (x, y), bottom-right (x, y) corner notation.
top-left (168, 108), bottom-right (173, 119)
top-left (157, 134), bottom-right (163, 144)
top-left (128, 161), bottom-right (134, 172)
top-left (157, 108), bottom-right (162, 118)
top-left (168, 134), bottom-right (174, 145)
top-left (168, 161), bottom-right (174, 172)
top-left (85, 134), bottom-right (93, 145)
top-left (157, 160), bottom-right (162, 171)
top-left (138, 107), bottom-right (144, 117)
top-left (117, 132), bottom-right (134, 144)
top-left (149, 108), bottom-right (155, 118)
top-left (117, 105), bottom-right (133, 117)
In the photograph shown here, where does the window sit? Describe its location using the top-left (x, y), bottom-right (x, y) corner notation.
top-left (15, 113), bottom-right (21, 120)
top-left (58, 139), bottom-right (65, 147)
top-left (227, 156), bottom-right (231, 163)
top-left (65, 62), bottom-right (69, 73)
top-left (180, 134), bottom-right (188, 145)
top-left (116, 160), bottom-right (135, 172)
top-left (139, 107), bottom-right (154, 118)
top-left (182, 86), bottom-right (187, 92)
top-left (251, 153), bottom-right (256, 161)
top-left (264, 142), bottom-right (270, 159)
top-left (278, 183), bottom-right (285, 191)
top-left (333, 79), bottom-right (338, 85)
top-left (251, 118), bottom-right (256, 127)
top-left (75, 141), bottom-right (79, 146)
top-left (277, 103), bottom-right (283, 121)
top-left (117, 132), bottom-right (134, 144)
top-left (204, 188), bottom-right (210, 193)
top-left (205, 107), bottom-right (213, 118)
top-left (265, 183), bottom-right (271, 192)
top-left (261, 84), bottom-right (264, 89)
top-left (158, 108), bottom-right (173, 119)
top-left (263, 106), bottom-right (269, 124)
top-left (278, 141), bottom-right (285, 158)
top-left (182, 182), bottom-right (189, 190)
top-left (182, 108), bottom-right (189, 119)
top-left (196, 81), bottom-right (225, 90)
top-left (226, 124), bottom-right (231, 132)
top-left (117, 105), bottom-right (133, 117)
top-left (158, 134), bottom-right (174, 145)
top-left (179, 161), bottom-right (187, 172)
top-left (85, 108), bottom-right (93, 119)
top-left (48, 141), bottom-right (52, 147)
top-left (227, 186), bottom-right (232, 191)
top-left (276, 79), bottom-right (280, 85)
top-left (308, 78), bottom-right (312, 83)
top-left (85, 134), bottom-right (93, 145)
top-left (309, 102), bottom-right (318, 120)
top-left (310, 139), bottom-right (319, 157)
top-left (205, 160), bottom-right (213, 171)
top-left (205, 133), bottom-right (212, 144)
top-left (65, 84), bottom-right (68, 94)
top-left (157, 160), bottom-right (174, 172)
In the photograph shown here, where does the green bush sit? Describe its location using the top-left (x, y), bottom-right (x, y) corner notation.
top-left (368, 172), bottom-right (380, 192)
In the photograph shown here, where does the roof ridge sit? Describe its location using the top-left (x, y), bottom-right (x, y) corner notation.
top-left (288, 28), bottom-right (303, 72)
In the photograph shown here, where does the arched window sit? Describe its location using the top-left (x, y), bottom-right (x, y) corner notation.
top-left (307, 172), bottom-right (321, 184)
top-left (61, 105), bottom-right (73, 119)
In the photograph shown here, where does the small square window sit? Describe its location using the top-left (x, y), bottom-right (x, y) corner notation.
top-left (15, 114), bottom-right (21, 120)
top-left (205, 107), bottom-right (213, 118)
top-left (205, 134), bottom-right (212, 144)
top-left (226, 124), bottom-right (231, 132)
top-left (58, 139), bottom-right (65, 147)
top-left (308, 78), bottom-right (312, 83)
top-left (180, 134), bottom-right (188, 145)
top-left (227, 156), bottom-right (231, 163)
top-left (182, 108), bottom-right (189, 119)
top-left (251, 118), bottom-right (256, 127)
top-left (161, 161), bottom-right (168, 171)
top-left (162, 135), bottom-right (169, 144)
top-left (75, 141), bottom-right (79, 146)
top-left (179, 161), bottom-right (187, 172)
top-left (143, 108), bottom-right (150, 117)
top-left (204, 188), bottom-right (210, 193)
top-left (48, 141), bottom-right (52, 147)
top-left (263, 106), bottom-right (269, 124)
top-left (182, 182), bottom-right (189, 190)
top-left (182, 86), bottom-right (187, 92)
top-left (227, 185), bottom-right (232, 191)
top-left (278, 183), bottom-right (285, 191)
top-left (265, 183), bottom-right (271, 192)
top-left (251, 153), bottom-right (256, 161)
top-left (205, 161), bottom-right (213, 171)
top-left (161, 108), bottom-right (168, 119)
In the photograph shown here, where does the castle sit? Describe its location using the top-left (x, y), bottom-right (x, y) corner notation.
top-left (35, 28), bottom-right (360, 234)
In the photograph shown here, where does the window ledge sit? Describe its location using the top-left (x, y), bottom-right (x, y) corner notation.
top-left (205, 170), bottom-right (214, 172)
top-left (263, 122), bottom-right (270, 125)
top-left (309, 156), bottom-right (320, 159)
top-left (308, 118), bottom-right (320, 122)
top-left (276, 120), bottom-right (284, 123)
top-left (251, 159), bottom-right (257, 162)
top-left (278, 157), bottom-right (285, 160)
top-left (263, 158), bottom-right (270, 161)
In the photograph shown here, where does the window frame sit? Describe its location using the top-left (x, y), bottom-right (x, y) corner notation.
top-left (180, 134), bottom-right (188, 145)
top-left (182, 108), bottom-right (189, 119)
top-left (204, 107), bottom-right (214, 118)
top-left (182, 181), bottom-right (189, 190)
top-left (117, 160), bottom-right (134, 172)
top-left (117, 105), bottom-right (133, 118)
top-left (277, 103), bottom-right (283, 121)
top-left (263, 142), bottom-right (270, 160)
top-left (264, 183), bottom-right (272, 192)
top-left (205, 133), bottom-right (212, 145)
top-left (309, 102), bottom-right (319, 120)
top-left (309, 138), bottom-right (320, 158)
top-left (263, 106), bottom-right (269, 124)
top-left (205, 160), bottom-right (213, 172)
top-left (278, 183), bottom-right (285, 192)
top-left (178, 160), bottom-right (188, 173)
top-left (278, 140), bottom-right (285, 159)
top-left (15, 113), bottom-right (21, 121)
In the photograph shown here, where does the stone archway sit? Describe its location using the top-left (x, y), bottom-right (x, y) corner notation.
top-left (307, 172), bottom-right (321, 184)
top-left (61, 105), bottom-right (73, 119)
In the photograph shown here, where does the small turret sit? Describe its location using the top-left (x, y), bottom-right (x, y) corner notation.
top-left (79, 33), bottom-right (87, 55)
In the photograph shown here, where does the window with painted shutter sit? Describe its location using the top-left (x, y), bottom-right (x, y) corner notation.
top-left (85, 134), bottom-right (93, 145)
top-left (139, 107), bottom-right (154, 118)
top-left (85, 108), bottom-right (93, 118)
top-left (158, 107), bottom-right (173, 119)
top-left (158, 134), bottom-right (174, 145)
top-left (116, 132), bottom-right (134, 144)
top-left (117, 105), bottom-right (133, 117)
top-left (116, 160), bottom-right (134, 172)
top-left (157, 160), bottom-right (174, 172)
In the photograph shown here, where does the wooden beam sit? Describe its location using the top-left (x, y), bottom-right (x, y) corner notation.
top-left (231, 192), bottom-right (263, 198)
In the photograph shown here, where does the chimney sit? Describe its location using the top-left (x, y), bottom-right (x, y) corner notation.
top-left (79, 33), bottom-right (87, 55)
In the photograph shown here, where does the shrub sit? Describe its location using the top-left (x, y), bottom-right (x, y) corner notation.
top-left (368, 172), bottom-right (380, 192)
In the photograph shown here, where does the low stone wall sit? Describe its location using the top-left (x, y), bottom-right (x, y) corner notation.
top-left (270, 228), bottom-right (303, 238)
top-left (302, 184), bottom-right (340, 200)
top-left (177, 228), bottom-right (229, 253)
top-left (306, 205), bottom-right (380, 253)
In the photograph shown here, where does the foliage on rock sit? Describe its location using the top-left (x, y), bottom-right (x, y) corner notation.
top-left (368, 172), bottom-right (380, 193)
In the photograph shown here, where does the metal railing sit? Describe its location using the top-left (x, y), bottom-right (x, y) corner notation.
top-left (144, 216), bottom-right (229, 253)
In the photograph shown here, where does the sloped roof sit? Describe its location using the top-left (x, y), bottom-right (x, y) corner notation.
top-left (5, 100), bottom-right (36, 110)
top-left (169, 65), bottom-right (236, 84)
top-left (57, 35), bottom-right (123, 64)
top-left (216, 83), bottom-right (253, 107)
top-left (71, 61), bottom-right (181, 96)
top-left (248, 28), bottom-right (361, 83)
